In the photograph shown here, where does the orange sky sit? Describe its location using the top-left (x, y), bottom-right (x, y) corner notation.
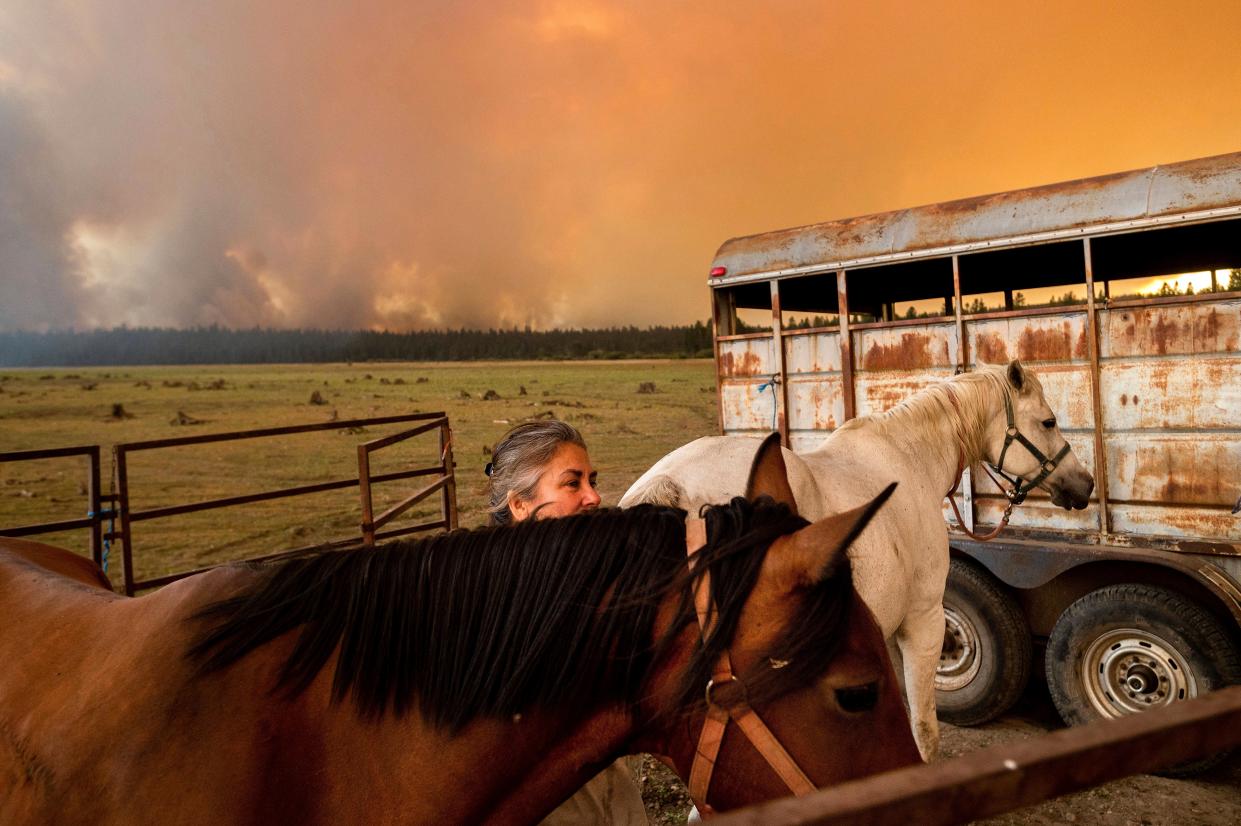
top-left (2, 1), bottom-right (1240, 332)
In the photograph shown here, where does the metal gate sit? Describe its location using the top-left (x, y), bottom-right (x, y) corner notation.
top-left (0, 411), bottom-right (456, 595)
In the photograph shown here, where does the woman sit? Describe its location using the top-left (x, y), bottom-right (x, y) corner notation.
top-left (486, 420), bottom-right (649, 826)
top-left (487, 420), bottom-right (602, 525)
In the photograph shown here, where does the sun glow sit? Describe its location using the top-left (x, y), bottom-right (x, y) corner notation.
top-left (1133, 271), bottom-right (1225, 296)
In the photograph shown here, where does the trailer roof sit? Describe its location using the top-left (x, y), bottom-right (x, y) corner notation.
top-left (711, 151), bottom-right (1241, 284)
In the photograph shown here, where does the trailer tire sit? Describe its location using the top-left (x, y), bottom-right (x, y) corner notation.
top-left (1046, 583), bottom-right (1241, 774)
top-left (936, 558), bottom-right (1032, 726)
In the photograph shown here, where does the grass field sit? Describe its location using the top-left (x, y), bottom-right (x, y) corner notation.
top-left (0, 360), bottom-right (718, 584)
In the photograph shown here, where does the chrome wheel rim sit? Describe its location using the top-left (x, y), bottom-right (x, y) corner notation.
top-left (937, 604), bottom-right (981, 691)
top-left (1081, 628), bottom-right (1197, 718)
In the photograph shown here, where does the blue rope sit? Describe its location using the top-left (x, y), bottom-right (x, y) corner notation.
top-left (87, 509), bottom-right (113, 573)
top-left (756, 378), bottom-right (778, 431)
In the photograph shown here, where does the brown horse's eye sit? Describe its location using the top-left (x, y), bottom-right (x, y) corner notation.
top-left (835, 682), bottom-right (879, 713)
top-left (1042, 418), bottom-right (1056, 429)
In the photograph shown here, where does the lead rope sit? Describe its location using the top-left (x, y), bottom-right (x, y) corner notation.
top-left (102, 448), bottom-right (117, 573)
top-left (87, 448), bottom-right (118, 573)
top-left (942, 389), bottom-right (1012, 542)
top-left (945, 453), bottom-right (1012, 542)
top-left (756, 376), bottom-right (779, 431)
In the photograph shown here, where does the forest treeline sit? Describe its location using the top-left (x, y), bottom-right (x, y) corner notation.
top-left (0, 323), bottom-right (715, 366)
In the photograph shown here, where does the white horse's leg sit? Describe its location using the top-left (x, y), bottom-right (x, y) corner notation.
top-left (885, 638), bottom-right (906, 697)
top-left (896, 602), bottom-right (945, 761)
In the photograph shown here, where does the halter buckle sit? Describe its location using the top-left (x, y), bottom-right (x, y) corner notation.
top-left (705, 675), bottom-right (743, 709)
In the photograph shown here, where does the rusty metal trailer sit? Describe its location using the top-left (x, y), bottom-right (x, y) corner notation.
top-left (706, 152), bottom-right (1241, 735)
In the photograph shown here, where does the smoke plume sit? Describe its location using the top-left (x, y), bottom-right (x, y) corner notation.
top-left (2, 1), bottom-right (1240, 332)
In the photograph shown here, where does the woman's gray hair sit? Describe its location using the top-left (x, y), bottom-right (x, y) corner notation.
top-left (487, 420), bottom-right (588, 526)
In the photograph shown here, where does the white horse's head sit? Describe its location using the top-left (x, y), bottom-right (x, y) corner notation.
top-left (984, 360), bottom-right (1094, 511)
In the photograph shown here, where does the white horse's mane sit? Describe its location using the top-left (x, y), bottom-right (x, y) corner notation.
top-left (834, 366), bottom-right (1034, 470)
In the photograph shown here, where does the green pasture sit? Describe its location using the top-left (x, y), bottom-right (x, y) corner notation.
top-left (0, 360), bottom-right (717, 585)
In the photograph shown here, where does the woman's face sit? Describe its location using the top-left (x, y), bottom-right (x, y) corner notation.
top-left (509, 443), bottom-right (600, 522)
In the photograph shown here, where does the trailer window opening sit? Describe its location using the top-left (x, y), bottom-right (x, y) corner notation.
top-left (1092, 217), bottom-right (1241, 300)
top-left (777, 271), bottom-right (840, 331)
top-left (713, 282), bottom-right (773, 336)
top-left (844, 257), bottom-right (954, 325)
top-left (957, 239), bottom-right (1090, 314)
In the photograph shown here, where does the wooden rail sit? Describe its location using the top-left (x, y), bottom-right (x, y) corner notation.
top-left (714, 685), bottom-right (1241, 826)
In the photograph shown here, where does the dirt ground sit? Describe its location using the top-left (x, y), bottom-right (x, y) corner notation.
top-left (632, 680), bottom-right (1241, 825)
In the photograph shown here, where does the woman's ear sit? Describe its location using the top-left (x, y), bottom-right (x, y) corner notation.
top-left (508, 491), bottom-right (531, 522)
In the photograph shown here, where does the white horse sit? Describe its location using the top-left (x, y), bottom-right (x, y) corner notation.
top-left (621, 361), bottom-right (1094, 759)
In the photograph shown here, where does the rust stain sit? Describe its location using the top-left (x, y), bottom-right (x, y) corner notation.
top-left (792, 380), bottom-right (841, 431)
top-left (974, 332), bottom-right (1009, 364)
top-left (1110, 303), bottom-right (1241, 357)
top-left (1194, 305), bottom-right (1240, 352)
top-left (718, 350), bottom-right (763, 378)
top-left (1016, 323), bottom-right (1072, 362)
top-left (1150, 315), bottom-right (1181, 356)
top-left (811, 385), bottom-right (835, 429)
top-left (1159, 508), bottom-right (1239, 539)
top-left (1201, 308), bottom-right (1219, 342)
top-left (1149, 362), bottom-right (1170, 395)
top-left (1120, 394), bottom-right (1128, 406)
top-left (861, 332), bottom-right (934, 370)
top-left (1074, 328), bottom-right (1088, 359)
top-left (1135, 444), bottom-right (1233, 506)
top-left (1204, 361), bottom-right (1231, 385)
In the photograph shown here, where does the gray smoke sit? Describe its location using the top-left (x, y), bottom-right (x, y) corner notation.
top-left (3, 2), bottom-right (1241, 333)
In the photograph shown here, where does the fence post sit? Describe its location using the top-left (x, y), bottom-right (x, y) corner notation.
top-left (358, 444), bottom-right (375, 546)
top-left (440, 422), bottom-right (458, 530)
top-left (87, 446), bottom-right (103, 568)
top-left (114, 445), bottom-right (135, 596)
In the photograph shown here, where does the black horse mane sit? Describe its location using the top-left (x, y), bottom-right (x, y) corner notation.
top-left (187, 499), bottom-right (855, 732)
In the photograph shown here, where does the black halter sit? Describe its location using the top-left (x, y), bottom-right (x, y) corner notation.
top-left (989, 390), bottom-right (1071, 505)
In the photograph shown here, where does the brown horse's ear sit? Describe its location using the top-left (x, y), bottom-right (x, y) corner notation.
top-left (765, 482), bottom-right (897, 591)
top-left (745, 432), bottom-right (797, 515)
top-left (1007, 359), bottom-right (1027, 394)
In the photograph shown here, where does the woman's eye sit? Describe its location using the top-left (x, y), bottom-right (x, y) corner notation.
top-left (1042, 418), bottom-right (1056, 429)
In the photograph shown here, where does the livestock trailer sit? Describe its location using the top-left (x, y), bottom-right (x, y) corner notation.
top-left (706, 152), bottom-right (1241, 735)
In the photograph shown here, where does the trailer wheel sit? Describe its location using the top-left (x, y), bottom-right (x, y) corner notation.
top-left (936, 558), bottom-right (1032, 725)
top-left (1046, 584), bottom-right (1241, 774)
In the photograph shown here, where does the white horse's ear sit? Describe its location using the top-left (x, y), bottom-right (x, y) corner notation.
top-left (765, 483), bottom-right (897, 591)
top-left (745, 433), bottom-right (797, 515)
top-left (1007, 359), bottom-right (1027, 393)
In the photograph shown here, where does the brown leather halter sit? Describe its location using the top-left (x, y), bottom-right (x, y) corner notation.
top-left (682, 518), bottom-right (817, 816)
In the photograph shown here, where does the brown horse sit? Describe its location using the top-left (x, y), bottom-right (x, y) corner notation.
top-left (0, 536), bottom-right (114, 590)
top-left (0, 438), bottom-right (919, 825)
